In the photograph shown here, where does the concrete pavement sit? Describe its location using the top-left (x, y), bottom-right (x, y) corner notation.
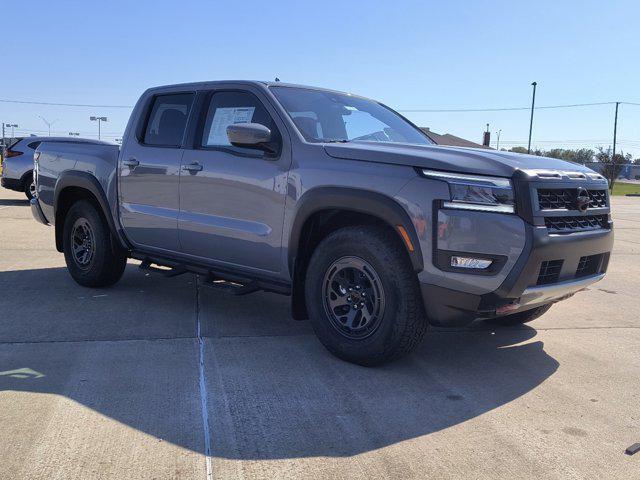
top-left (0, 189), bottom-right (638, 479)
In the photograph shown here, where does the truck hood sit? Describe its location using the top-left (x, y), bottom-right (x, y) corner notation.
top-left (323, 142), bottom-right (594, 177)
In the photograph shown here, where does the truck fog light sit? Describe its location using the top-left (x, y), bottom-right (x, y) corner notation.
top-left (450, 256), bottom-right (492, 269)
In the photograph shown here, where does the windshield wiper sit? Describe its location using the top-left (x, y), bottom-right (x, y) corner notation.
top-left (321, 138), bottom-right (350, 143)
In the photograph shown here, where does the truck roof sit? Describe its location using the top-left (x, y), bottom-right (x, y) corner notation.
top-left (144, 80), bottom-right (371, 101)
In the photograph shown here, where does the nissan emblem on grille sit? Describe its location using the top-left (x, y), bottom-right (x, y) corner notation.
top-left (574, 187), bottom-right (591, 212)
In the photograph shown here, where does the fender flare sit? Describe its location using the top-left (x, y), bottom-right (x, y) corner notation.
top-left (53, 171), bottom-right (127, 252)
top-left (287, 187), bottom-right (424, 275)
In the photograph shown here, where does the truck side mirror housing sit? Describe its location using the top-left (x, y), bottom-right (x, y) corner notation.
top-left (226, 123), bottom-right (272, 149)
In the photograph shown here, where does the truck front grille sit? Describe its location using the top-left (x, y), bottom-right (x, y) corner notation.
top-left (545, 215), bottom-right (609, 233)
top-left (576, 254), bottom-right (602, 278)
top-left (537, 188), bottom-right (608, 210)
top-left (535, 255), bottom-right (604, 286)
top-left (537, 260), bottom-right (563, 285)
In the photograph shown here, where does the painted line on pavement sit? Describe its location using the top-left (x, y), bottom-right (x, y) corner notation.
top-left (196, 275), bottom-right (214, 480)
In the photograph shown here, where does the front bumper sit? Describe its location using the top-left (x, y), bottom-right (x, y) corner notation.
top-left (421, 223), bottom-right (613, 326)
top-left (519, 272), bottom-right (604, 307)
top-left (30, 198), bottom-right (49, 225)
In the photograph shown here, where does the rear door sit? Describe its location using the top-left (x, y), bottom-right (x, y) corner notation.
top-left (119, 92), bottom-right (195, 251)
top-left (178, 86), bottom-right (291, 274)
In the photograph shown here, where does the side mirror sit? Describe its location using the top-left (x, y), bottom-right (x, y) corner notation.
top-left (226, 123), bottom-right (272, 148)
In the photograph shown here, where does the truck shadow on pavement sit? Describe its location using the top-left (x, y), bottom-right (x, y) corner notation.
top-left (0, 265), bottom-right (559, 460)
top-left (0, 198), bottom-right (29, 206)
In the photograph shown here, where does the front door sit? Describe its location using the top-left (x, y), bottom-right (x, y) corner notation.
top-left (178, 88), bottom-right (291, 274)
top-left (119, 92), bottom-right (195, 251)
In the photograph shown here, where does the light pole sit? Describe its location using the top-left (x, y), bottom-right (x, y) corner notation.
top-left (69, 132), bottom-right (80, 136)
top-left (612, 102), bottom-right (620, 162)
top-left (37, 115), bottom-right (58, 136)
top-left (495, 129), bottom-right (502, 150)
top-left (527, 82), bottom-right (537, 154)
top-left (5, 123), bottom-right (18, 140)
top-left (90, 116), bottom-right (107, 140)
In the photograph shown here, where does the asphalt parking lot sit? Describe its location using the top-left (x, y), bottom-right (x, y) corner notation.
top-left (0, 188), bottom-right (638, 479)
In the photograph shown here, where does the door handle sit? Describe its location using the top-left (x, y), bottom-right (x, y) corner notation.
top-left (182, 162), bottom-right (203, 172)
top-left (123, 158), bottom-right (139, 168)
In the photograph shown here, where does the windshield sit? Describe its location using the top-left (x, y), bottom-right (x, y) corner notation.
top-left (270, 86), bottom-right (433, 145)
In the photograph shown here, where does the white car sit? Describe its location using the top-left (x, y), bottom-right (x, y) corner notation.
top-left (1, 137), bottom-right (106, 199)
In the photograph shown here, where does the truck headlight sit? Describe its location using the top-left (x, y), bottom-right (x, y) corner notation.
top-left (419, 169), bottom-right (515, 214)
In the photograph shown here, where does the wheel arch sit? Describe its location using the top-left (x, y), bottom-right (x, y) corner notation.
top-left (288, 187), bottom-right (423, 320)
top-left (53, 171), bottom-right (126, 253)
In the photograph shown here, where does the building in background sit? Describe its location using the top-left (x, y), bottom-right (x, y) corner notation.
top-left (420, 127), bottom-right (491, 149)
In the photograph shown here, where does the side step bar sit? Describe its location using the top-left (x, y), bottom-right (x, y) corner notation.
top-left (200, 275), bottom-right (260, 296)
top-left (139, 258), bottom-right (188, 277)
top-left (136, 256), bottom-right (284, 296)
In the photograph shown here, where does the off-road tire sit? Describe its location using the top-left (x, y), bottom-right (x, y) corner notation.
top-left (486, 304), bottom-right (552, 326)
top-left (305, 225), bottom-right (427, 366)
top-left (63, 200), bottom-right (127, 287)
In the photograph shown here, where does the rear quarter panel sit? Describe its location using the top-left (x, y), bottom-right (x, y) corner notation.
top-left (36, 142), bottom-right (120, 224)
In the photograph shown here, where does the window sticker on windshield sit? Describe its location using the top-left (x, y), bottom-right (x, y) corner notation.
top-left (206, 107), bottom-right (255, 145)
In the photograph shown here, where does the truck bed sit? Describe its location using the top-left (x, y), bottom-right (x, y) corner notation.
top-left (35, 140), bottom-right (120, 225)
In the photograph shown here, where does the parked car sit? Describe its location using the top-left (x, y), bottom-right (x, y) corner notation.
top-left (1, 136), bottom-right (107, 199)
top-left (30, 81), bottom-right (613, 365)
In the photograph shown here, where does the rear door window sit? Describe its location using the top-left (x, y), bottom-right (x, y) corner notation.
top-left (143, 93), bottom-right (195, 147)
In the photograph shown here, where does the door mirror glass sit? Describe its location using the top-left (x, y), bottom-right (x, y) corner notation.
top-left (227, 123), bottom-right (271, 147)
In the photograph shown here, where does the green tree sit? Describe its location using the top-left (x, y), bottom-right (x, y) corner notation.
top-left (573, 148), bottom-right (595, 164)
top-left (596, 147), bottom-right (630, 191)
top-left (544, 148), bottom-right (567, 160)
top-left (509, 146), bottom-right (528, 154)
top-left (508, 147), bottom-right (593, 164)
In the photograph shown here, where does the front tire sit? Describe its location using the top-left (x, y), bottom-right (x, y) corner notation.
top-left (63, 200), bottom-right (127, 287)
top-left (305, 226), bottom-right (427, 366)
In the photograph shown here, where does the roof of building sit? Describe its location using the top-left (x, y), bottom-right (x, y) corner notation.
top-left (420, 128), bottom-right (491, 149)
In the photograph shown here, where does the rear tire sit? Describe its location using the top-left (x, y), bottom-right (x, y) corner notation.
top-left (63, 200), bottom-right (127, 287)
top-left (305, 225), bottom-right (427, 366)
top-left (23, 174), bottom-right (35, 200)
top-left (486, 304), bottom-right (552, 326)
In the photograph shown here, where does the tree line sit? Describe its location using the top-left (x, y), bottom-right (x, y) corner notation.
top-left (507, 146), bottom-right (638, 191)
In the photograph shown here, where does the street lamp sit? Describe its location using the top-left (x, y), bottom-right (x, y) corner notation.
top-left (69, 132), bottom-right (80, 136)
top-left (2, 123), bottom-right (17, 147)
top-left (495, 129), bottom-right (502, 150)
top-left (37, 115), bottom-right (58, 136)
top-left (4, 123), bottom-right (18, 140)
top-left (90, 116), bottom-right (107, 140)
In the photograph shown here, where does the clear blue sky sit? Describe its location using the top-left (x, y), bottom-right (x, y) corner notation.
top-left (2, 0), bottom-right (639, 156)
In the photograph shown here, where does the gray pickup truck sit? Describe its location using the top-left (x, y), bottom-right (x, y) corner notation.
top-left (31, 81), bottom-right (613, 365)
